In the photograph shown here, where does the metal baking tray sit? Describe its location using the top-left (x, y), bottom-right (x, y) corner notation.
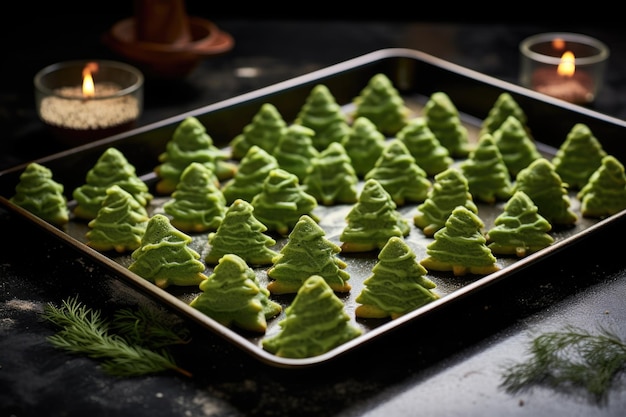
top-left (3, 48), bottom-right (626, 369)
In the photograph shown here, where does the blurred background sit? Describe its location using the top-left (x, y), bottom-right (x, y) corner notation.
top-left (3, 3), bottom-right (625, 169)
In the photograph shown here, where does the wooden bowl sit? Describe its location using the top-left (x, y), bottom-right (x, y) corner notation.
top-left (103, 17), bottom-right (235, 79)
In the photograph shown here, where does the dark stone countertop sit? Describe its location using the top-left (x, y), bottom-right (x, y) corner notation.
top-left (2, 13), bottom-right (626, 417)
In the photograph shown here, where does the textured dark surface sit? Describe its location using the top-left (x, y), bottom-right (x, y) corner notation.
top-left (2, 12), bottom-right (626, 417)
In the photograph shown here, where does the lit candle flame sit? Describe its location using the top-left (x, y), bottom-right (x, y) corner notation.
top-left (82, 62), bottom-right (99, 98)
top-left (557, 51), bottom-right (576, 77)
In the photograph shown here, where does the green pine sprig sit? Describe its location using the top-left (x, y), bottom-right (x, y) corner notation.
top-left (500, 325), bottom-right (626, 403)
top-left (110, 306), bottom-right (191, 350)
top-left (41, 296), bottom-right (192, 378)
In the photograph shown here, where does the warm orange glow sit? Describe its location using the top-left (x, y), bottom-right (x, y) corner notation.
top-left (82, 62), bottom-right (99, 97)
top-left (552, 38), bottom-right (566, 51)
top-left (557, 51), bottom-right (576, 77)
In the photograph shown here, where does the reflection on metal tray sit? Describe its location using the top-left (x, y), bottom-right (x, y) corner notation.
top-left (2, 48), bottom-right (626, 369)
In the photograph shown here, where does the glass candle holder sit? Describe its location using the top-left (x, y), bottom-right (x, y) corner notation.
top-left (519, 32), bottom-right (609, 105)
top-left (34, 59), bottom-right (144, 146)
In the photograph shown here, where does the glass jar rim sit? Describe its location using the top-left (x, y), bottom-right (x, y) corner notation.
top-left (519, 32), bottom-right (610, 66)
top-left (34, 59), bottom-right (144, 100)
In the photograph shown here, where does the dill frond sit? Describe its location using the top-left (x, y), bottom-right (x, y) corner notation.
top-left (500, 325), bottom-right (626, 404)
top-left (41, 296), bottom-right (192, 378)
top-left (110, 306), bottom-right (192, 350)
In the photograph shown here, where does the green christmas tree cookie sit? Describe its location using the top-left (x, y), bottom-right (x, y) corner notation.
top-left (267, 214), bottom-right (351, 294)
top-left (303, 141), bottom-right (359, 206)
top-left (352, 73), bottom-right (410, 136)
top-left (485, 190), bottom-right (554, 257)
top-left (205, 199), bottom-right (278, 266)
top-left (492, 115), bottom-right (542, 177)
top-left (10, 162), bottom-right (69, 227)
top-left (230, 103), bottom-right (288, 160)
top-left (189, 253), bottom-right (282, 333)
top-left (162, 162), bottom-right (226, 233)
top-left (577, 155), bottom-right (626, 218)
top-left (420, 205), bottom-right (499, 276)
top-left (340, 178), bottom-right (410, 252)
top-left (413, 168), bottom-right (478, 237)
top-left (86, 185), bottom-right (149, 253)
top-left (396, 117), bottom-right (454, 176)
top-left (423, 91), bottom-right (471, 157)
top-left (459, 133), bottom-right (513, 204)
top-left (341, 116), bottom-right (386, 178)
top-left (293, 84), bottom-right (351, 151)
top-left (262, 275), bottom-right (362, 358)
top-left (128, 214), bottom-right (208, 289)
top-left (155, 116), bottom-right (236, 194)
top-left (364, 138), bottom-right (431, 206)
top-left (272, 124), bottom-right (319, 182)
top-left (552, 123), bottom-right (607, 190)
top-left (355, 236), bottom-right (439, 320)
top-left (251, 168), bottom-right (319, 236)
top-left (221, 145), bottom-right (279, 205)
top-left (73, 147), bottom-right (153, 220)
top-left (480, 92), bottom-right (529, 137)
top-left (513, 158), bottom-right (578, 226)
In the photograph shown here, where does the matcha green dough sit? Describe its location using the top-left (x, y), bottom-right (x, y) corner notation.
top-left (414, 168), bottom-right (477, 237)
top-left (251, 168), bottom-right (318, 236)
top-left (272, 124), bottom-right (319, 182)
top-left (155, 116), bottom-right (236, 194)
top-left (352, 73), bottom-right (410, 136)
top-left (10, 162), bottom-right (69, 227)
top-left (340, 178), bottom-right (410, 252)
top-left (459, 133), bottom-right (513, 204)
top-left (303, 141), bottom-right (359, 206)
top-left (73, 147), bottom-right (153, 221)
top-left (492, 115), bottom-right (542, 177)
top-left (486, 190), bottom-right (554, 257)
top-left (128, 214), bottom-right (208, 289)
top-left (189, 253), bottom-right (282, 333)
top-left (86, 185), bottom-right (149, 253)
top-left (221, 145), bottom-right (279, 204)
top-left (341, 116), bottom-right (386, 178)
top-left (420, 205), bottom-right (499, 276)
top-left (552, 123), bottom-right (607, 190)
top-left (480, 92), bottom-right (528, 137)
top-left (355, 236), bottom-right (439, 319)
top-left (364, 138), bottom-right (431, 206)
top-left (513, 158), bottom-right (578, 226)
top-left (205, 199), bottom-right (278, 266)
top-left (267, 214), bottom-right (351, 294)
top-left (162, 162), bottom-right (226, 233)
top-left (293, 84), bottom-right (351, 151)
top-left (423, 91), bottom-right (471, 157)
top-left (396, 117), bottom-right (453, 176)
top-left (262, 275), bottom-right (362, 358)
top-left (577, 155), bottom-right (626, 218)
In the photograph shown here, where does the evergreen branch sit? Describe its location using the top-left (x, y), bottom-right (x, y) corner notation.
top-left (41, 296), bottom-right (192, 378)
top-left (110, 306), bottom-right (192, 349)
top-left (500, 325), bottom-right (626, 404)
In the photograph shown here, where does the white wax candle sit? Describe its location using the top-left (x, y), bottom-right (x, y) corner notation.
top-left (39, 83), bottom-right (140, 130)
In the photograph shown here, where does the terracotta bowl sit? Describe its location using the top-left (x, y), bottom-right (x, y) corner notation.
top-left (103, 17), bottom-right (235, 79)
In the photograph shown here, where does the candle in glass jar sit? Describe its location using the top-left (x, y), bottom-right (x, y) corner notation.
top-left (35, 60), bottom-right (144, 145)
top-left (519, 33), bottom-right (609, 105)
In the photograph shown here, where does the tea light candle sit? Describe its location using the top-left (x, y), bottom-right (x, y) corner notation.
top-left (34, 60), bottom-right (144, 145)
top-left (519, 33), bottom-right (609, 105)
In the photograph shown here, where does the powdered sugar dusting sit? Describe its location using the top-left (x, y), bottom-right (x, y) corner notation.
top-left (0, 299), bottom-right (43, 331)
top-left (5, 299), bottom-right (43, 312)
